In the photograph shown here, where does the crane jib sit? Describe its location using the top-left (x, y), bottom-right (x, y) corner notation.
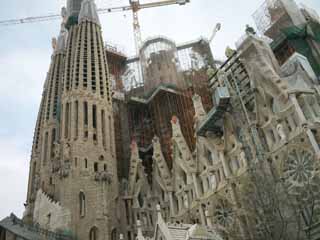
top-left (0, 0), bottom-right (190, 26)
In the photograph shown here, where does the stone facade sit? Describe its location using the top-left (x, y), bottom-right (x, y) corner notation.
top-left (120, 34), bottom-right (320, 240)
top-left (33, 190), bottom-right (71, 231)
top-left (24, 0), bottom-right (118, 239)
top-left (2, 0), bottom-right (320, 240)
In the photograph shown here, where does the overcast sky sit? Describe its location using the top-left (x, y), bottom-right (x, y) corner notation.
top-left (0, 0), bottom-right (319, 220)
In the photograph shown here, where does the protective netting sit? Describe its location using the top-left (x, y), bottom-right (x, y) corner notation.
top-left (271, 20), bottom-right (320, 75)
top-left (309, 21), bottom-right (320, 43)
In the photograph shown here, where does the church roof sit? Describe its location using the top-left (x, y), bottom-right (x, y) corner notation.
top-left (164, 223), bottom-right (223, 240)
top-left (0, 214), bottom-right (71, 240)
top-left (187, 224), bottom-right (223, 240)
top-left (167, 224), bottom-right (191, 240)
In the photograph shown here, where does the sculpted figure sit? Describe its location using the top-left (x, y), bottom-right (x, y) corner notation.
top-left (239, 150), bottom-right (248, 169)
top-left (53, 142), bottom-right (60, 160)
top-left (60, 160), bottom-right (71, 178)
top-left (276, 121), bottom-right (287, 142)
top-left (183, 194), bottom-right (189, 209)
top-left (51, 38), bottom-right (57, 50)
top-left (63, 143), bottom-right (71, 161)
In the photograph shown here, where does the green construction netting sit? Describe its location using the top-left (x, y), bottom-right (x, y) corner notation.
top-left (65, 16), bottom-right (78, 29)
top-left (309, 21), bottom-right (320, 43)
top-left (271, 21), bottom-right (320, 76)
top-left (289, 38), bottom-right (320, 75)
top-left (281, 21), bottom-right (320, 43)
top-left (281, 24), bottom-right (307, 39)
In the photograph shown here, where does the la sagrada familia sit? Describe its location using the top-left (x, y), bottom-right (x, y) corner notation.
top-left (2, 0), bottom-right (320, 239)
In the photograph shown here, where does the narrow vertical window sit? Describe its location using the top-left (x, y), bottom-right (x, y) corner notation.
top-left (85, 159), bottom-right (88, 169)
top-left (84, 102), bottom-right (88, 126)
top-left (111, 229), bottom-right (117, 240)
top-left (79, 191), bottom-right (86, 217)
top-left (75, 101), bottom-right (79, 139)
top-left (43, 131), bottom-right (49, 166)
top-left (51, 128), bottom-right (56, 158)
top-left (92, 105), bottom-right (97, 129)
top-left (59, 104), bottom-right (63, 140)
top-left (64, 102), bottom-right (70, 139)
top-left (101, 110), bottom-right (106, 148)
top-left (89, 227), bottom-right (98, 240)
top-left (84, 101), bottom-right (88, 139)
top-left (94, 162), bottom-right (98, 172)
top-left (108, 116), bottom-right (112, 151)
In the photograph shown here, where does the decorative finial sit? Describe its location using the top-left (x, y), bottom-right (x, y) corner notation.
top-left (171, 116), bottom-right (178, 124)
top-left (245, 24), bottom-right (256, 35)
top-left (52, 38), bottom-right (57, 50)
top-left (130, 139), bottom-right (137, 150)
top-left (61, 7), bottom-right (67, 23)
top-left (156, 204), bottom-right (162, 221)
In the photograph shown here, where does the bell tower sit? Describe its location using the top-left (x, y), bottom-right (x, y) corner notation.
top-left (59, 0), bottom-right (118, 238)
top-left (25, 0), bottom-right (119, 239)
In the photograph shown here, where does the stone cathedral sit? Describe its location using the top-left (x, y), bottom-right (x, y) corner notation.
top-left (1, 0), bottom-right (320, 240)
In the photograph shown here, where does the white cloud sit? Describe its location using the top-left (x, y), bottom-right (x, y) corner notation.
top-left (0, 137), bottom-right (29, 219)
top-left (0, 49), bottom-right (50, 105)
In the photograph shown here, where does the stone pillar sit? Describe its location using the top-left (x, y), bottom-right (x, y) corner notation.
top-left (199, 205), bottom-right (206, 225)
top-left (202, 176), bottom-right (209, 193)
top-left (219, 151), bottom-right (231, 178)
top-left (87, 101), bottom-right (93, 140)
top-left (286, 115), bottom-right (296, 132)
top-left (70, 101), bottom-right (75, 141)
top-left (290, 94), bottom-right (320, 157)
top-left (230, 185), bottom-right (248, 239)
top-left (168, 192), bottom-right (175, 216)
top-left (97, 105), bottom-right (103, 145)
top-left (192, 173), bottom-right (201, 198)
top-left (205, 210), bottom-right (213, 227)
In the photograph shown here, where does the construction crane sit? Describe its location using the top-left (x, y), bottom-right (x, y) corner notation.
top-left (209, 23), bottom-right (221, 43)
top-left (0, 0), bottom-right (190, 54)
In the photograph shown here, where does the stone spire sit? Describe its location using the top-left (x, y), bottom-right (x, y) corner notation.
top-left (79, 0), bottom-right (100, 25)
top-left (55, 24), bottom-right (68, 53)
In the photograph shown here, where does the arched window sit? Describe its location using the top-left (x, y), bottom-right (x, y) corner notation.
top-left (51, 128), bottom-right (56, 158)
top-left (89, 227), bottom-right (98, 240)
top-left (94, 162), bottom-right (98, 172)
top-left (111, 228), bottom-right (117, 240)
top-left (79, 191), bottom-right (86, 217)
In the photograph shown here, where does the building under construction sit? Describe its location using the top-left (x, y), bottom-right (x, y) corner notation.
top-left (2, 0), bottom-right (320, 240)
top-left (109, 36), bottom-right (215, 179)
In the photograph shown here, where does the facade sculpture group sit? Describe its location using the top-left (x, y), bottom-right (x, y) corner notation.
top-left (1, 0), bottom-right (320, 240)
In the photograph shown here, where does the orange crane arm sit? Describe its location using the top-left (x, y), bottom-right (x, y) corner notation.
top-left (138, 0), bottom-right (190, 10)
top-left (0, 0), bottom-right (189, 26)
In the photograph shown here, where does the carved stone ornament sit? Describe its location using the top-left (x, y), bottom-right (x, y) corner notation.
top-left (60, 160), bottom-right (71, 178)
top-left (283, 148), bottom-right (316, 194)
top-left (63, 143), bottom-right (71, 161)
top-left (214, 199), bottom-right (235, 228)
top-left (276, 123), bottom-right (287, 142)
top-left (95, 170), bottom-right (113, 184)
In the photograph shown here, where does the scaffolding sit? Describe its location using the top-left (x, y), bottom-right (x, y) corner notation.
top-left (120, 37), bottom-right (215, 92)
top-left (113, 36), bottom-right (216, 176)
top-left (253, 0), bottom-right (306, 39)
